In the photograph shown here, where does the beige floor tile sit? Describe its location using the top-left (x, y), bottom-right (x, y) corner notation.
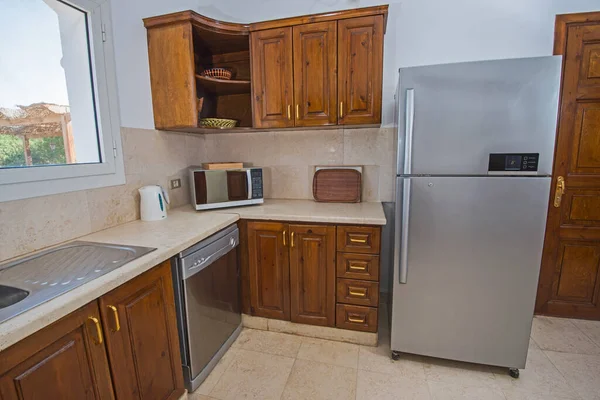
top-left (193, 348), bottom-right (238, 396)
top-left (572, 319), bottom-right (600, 348)
top-left (296, 337), bottom-right (359, 368)
top-left (493, 348), bottom-right (574, 398)
top-left (232, 329), bottom-right (302, 357)
top-left (531, 316), bottom-right (600, 355)
top-left (427, 381), bottom-right (505, 400)
top-left (208, 349), bottom-right (294, 400)
top-left (188, 393), bottom-right (216, 400)
top-left (545, 350), bottom-right (600, 400)
top-left (501, 388), bottom-right (581, 400)
top-left (281, 359), bottom-right (356, 400)
top-left (358, 345), bottom-right (426, 379)
top-left (422, 357), bottom-right (500, 389)
top-left (528, 337), bottom-right (539, 350)
top-left (356, 370), bottom-right (431, 400)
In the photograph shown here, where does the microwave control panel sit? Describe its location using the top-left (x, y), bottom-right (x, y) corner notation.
top-left (488, 153), bottom-right (539, 173)
top-left (251, 169), bottom-right (263, 198)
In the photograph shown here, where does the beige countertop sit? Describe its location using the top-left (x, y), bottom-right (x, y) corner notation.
top-left (0, 208), bottom-right (239, 351)
top-left (222, 199), bottom-right (387, 225)
top-left (0, 199), bottom-right (385, 351)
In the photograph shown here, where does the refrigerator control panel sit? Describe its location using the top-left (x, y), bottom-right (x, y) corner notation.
top-left (488, 153), bottom-right (539, 174)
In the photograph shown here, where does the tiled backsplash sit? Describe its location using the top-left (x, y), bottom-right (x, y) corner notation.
top-left (0, 126), bottom-right (395, 262)
top-left (202, 127), bottom-right (396, 202)
top-left (0, 128), bottom-right (204, 262)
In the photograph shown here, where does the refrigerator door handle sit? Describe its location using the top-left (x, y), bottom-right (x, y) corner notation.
top-left (399, 178), bottom-right (411, 284)
top-left (404, 89), bottom-right (415, 175)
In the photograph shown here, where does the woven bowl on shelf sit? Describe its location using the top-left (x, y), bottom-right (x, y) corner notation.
top-left (201, 68), bottom-right (232, 80)
top-left (199, 118), bottom-right (238, 129)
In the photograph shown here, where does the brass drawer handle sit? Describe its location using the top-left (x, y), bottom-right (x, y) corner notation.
top-left (350, 237), bottom-right (368, 244)
top-left (107, 305), bottom-right (120, 332)
top-left (339, 102), bottom-right (343, 118)
top-left (88, 316), bottom-right (103, 344)
top-left (296, 104), bottom-right (300, 120)
top-left (287, 105), bottom-right (291, 120)
top-left (349, 263), bottom-right (367, 271)
top-left (349, 288), bottom-right (367, 297)
top-left (348, 316), bottom-right (366, 324)
top-left (291, 232), bottom-right (295, 248)
top-left (283, 230), bottom-right (287, 247)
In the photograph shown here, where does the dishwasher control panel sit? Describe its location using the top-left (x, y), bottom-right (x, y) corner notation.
top-left (488, 153), bottom-right (539, 174)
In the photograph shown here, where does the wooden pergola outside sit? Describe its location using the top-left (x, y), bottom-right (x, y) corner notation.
top-left (0, 103), bottom-right (75, 165)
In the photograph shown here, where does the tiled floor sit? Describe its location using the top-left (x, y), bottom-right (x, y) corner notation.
top-left (189, 305), bottom-right (600, 400)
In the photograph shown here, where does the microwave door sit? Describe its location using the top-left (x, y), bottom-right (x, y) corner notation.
top-left (226, 171), bottom-right (250, 201)
top-left (205, 171), bottom-right (229, 203)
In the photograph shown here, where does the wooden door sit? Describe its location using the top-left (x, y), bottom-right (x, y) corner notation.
top-left (289, 224), bottom-right (336, 327)
top-left (250, 28), bottom-right (294, 128)
top-left (536, 13), bottom-right (600, 320)
top-left (293, 21), bottom-right (337, 126)
top-left (99, 260), bottom-right (185, 400)
top-left (0, 301), bottom-right (114, 400)
top-left (337, 15), bottom-right (384, 125)
top-left (247, 221), bottom-right (291, 320)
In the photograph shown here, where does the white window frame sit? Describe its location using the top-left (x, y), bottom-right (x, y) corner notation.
top-left (0, 0), bottom-right (124, 202)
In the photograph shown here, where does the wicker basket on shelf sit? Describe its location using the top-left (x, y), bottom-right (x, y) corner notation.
top-left (201, 68), bottom-right (232, 80)
top-left (199, 118), bottom-right (238, 129)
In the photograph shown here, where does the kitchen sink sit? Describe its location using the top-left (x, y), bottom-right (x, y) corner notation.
top-left (0, 285), bottom-right (29, 309)
top-left (0, 241), bottom-right (155, 324)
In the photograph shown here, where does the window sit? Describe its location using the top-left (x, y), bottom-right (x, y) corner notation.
top-left (0, 0), bottom-right (123, 201)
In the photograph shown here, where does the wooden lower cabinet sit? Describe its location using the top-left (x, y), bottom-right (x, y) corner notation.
top-left (247, 221), bottom-right (291, 320)
top-left (99, 260), bottom-right (185, 400)
top-left (289, 224), bottom-right (336, 327)
top-left (245, 221), bottom-right (381, 333)
top-left (0, 302), bottom-right (114, 400)
top-left (0, 261), bottom-right (185, 400)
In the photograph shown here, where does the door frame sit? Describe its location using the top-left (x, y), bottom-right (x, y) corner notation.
top-left (535, 11), bottom-right (600, 317)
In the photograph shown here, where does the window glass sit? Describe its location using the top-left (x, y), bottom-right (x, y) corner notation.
top-left (0, 0), bottom-right (100, 169)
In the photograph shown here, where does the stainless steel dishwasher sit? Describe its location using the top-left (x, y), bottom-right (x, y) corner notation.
top-left (171, 223), bottom-right (241, 392)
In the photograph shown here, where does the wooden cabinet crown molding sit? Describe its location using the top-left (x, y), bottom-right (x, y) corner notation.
top-left (143, 10), bottom-right (249, 34)
top-left (250, 5), bottom-right (389, 32)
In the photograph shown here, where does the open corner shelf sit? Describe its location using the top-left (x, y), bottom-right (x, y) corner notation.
top-left (195, 75), bottom-right (251, 95)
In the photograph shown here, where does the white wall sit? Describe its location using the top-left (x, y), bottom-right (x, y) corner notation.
top-left (111, 0), bottom-right (600, 129)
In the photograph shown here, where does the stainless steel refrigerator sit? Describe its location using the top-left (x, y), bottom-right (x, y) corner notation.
top-left (391, 56), bottom-right (562, 374)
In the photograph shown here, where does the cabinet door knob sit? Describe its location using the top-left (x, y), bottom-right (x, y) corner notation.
top-left (107, 305), bottom-right (121, 332)
top-left (87, 316), bottom-right (104, 345)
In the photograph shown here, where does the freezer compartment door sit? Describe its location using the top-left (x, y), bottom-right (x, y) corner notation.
top-left (396, 56), bottom-right (561, 175)
top-left (391, 176), bottom-right (550, 368)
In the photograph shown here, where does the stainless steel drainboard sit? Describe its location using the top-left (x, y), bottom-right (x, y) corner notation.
top-left (0, 241), bottom-right (156, 324)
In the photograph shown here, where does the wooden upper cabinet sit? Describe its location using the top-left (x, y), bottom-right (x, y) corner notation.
top-left (293, 22), bottom-right (338, 126)
top-left (146, 22), bottom-right (197, 130)
top-left (338, 15), bottom-right (384, 125)
top-left (289, 224), bottom-right (336, 327)
top-left (251, 28), bottom-right (294, 128)
top-left (247, 221), bottom-right (291, 320)
top-left (0, 301), bottom-right (114, 400)
top-left (98, 260), bottom-right (185, 400)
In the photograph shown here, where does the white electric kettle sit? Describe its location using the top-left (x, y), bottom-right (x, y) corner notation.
top-left (138, 185), bottom-right (169, 221)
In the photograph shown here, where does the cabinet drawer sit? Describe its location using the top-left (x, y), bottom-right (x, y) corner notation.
top-left (337, 226), bottom-right (381, 254)
top-left (337, 279), bottom-right (379, 307)
top-left (336, 252), bottom-right (379, 281)
top-left (336, 304), bottom-right (378, 332)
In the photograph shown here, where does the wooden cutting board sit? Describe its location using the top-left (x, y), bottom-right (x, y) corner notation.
top-left (202, 162), bottom-right (243, 170)
top-left (313, 168), bottom-right (362, 203)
